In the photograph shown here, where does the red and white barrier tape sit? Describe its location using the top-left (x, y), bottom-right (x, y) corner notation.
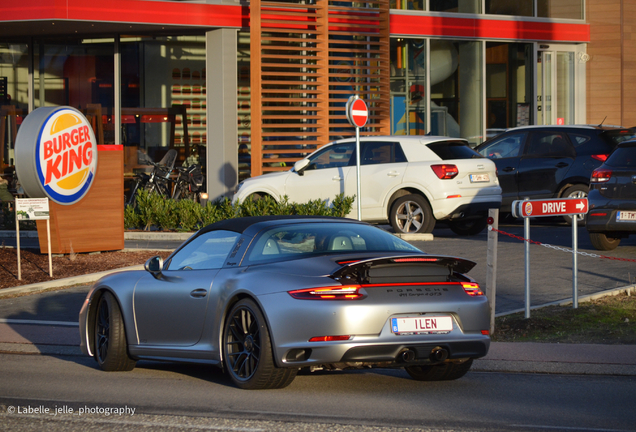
top-left (488, 226), bottom-right (636, 263)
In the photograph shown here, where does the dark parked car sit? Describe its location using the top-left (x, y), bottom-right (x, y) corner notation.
top-left (475, 125), bottom-right (636, 224)
top-left (586, 141), bottom-right (636, 250)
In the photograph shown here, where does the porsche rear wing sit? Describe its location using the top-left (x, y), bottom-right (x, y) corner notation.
top-left (331, 255), bottom-right (476, 285)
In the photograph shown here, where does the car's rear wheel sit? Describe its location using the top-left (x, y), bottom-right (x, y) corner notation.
top-left (94, 292), bottom-right (136, 372)
top-left (390, 194), bottom-right (435, 234)
top-left (223, 299), bottom-right (297, 390)
top-left (448, 216), bottom-right (488, 236)
top-left (562, 185), bottom-right (588, 226)
top-left (405, 359), bottom-right (473, 381)
top-left (589, 232), bottom-right (621, 251)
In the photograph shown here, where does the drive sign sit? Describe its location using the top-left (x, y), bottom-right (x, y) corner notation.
top-left (15, 106), bottom-right (98, 205)
top-left (514, 198), bottom-right (588, 218)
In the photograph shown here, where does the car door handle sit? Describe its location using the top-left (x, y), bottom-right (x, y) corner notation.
top-left (556, 162), bottom-right (569, 168)
top-left (502, 167), bottom-right (516, 172)
top-left (190, 289), bottom-right (208, 298)
top-left (387, 171), bottom-right (399, 177)
top-left (332, 176), bottom-right (342, 181)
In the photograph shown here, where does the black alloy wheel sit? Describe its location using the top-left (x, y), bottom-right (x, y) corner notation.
top-left (223, 299), bottom-right (296, 390)
top-left (94, 291), bottom-right (136, 372)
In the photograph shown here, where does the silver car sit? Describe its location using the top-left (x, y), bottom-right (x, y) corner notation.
top-left (79, 216), bottom-right (490, 389)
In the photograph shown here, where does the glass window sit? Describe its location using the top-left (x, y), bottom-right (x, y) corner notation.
top-left (166, 230), bottom-right (240, 270)
top-left (537, 0), bottom-right (583, 19)
top-left (607, 144), bottom-right (636, 168)
top-left (305, 142), bottom-right (355, 170)
top-left (430, 0), bottom-right (481, 13)
top-left (485, 0), bottom-right (533, 16)
top-left (478, 132), bottom-right (527, 159)
top-left (358, 141), bottom-right (408, 165)
top-left (34, 39), bottom-right (115, 145)
top-left (430, 39), bottom-right (483, 147)
top-left (247, 222), bottom-right (421, 263)
top-left (486, 42), bottom-right (534, 133)
top-left (427, 141), bottom-right (483, 160)
top-left (391, 38), bottom-right (427, 136)
top-left (0, 43), bottom-right (28, 170)
top-left (390, 0), bottom-right (425, 11)
top-left (525, 132), bottom-right (575, 158)
top-left (120, 35), bottom-right (206, 177)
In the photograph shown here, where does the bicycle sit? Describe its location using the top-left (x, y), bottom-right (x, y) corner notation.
top-left (126, 149), bottom-right (177, 206)
top-left (171, 164), bottom-right (204, 201)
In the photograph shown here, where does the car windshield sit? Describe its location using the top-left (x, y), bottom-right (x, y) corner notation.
top-left (603, 130), bottom-right (636, 145)
top-left (246, 222), bottom-right (421, 262)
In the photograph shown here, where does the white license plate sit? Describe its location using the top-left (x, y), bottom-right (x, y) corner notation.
top-left (617, 211), bottom-right (636, 222)
top-left (469, 174), bottom-right (490, 183)
top-left (391, 316), bottom-right (453, 335)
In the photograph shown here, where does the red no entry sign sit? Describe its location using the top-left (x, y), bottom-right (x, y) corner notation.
top-left (346, 97), bottom-right (368, 128)
top-left (516, 198), bottom-right (589, 218)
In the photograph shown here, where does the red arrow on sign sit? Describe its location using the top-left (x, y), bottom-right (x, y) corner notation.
top-left (348, 98), bottom-right (368, 128)
top-left (520, 198), bottom-right (588, 218)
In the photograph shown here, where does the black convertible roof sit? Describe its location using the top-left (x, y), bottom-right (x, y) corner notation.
top-left (198, 215), bottom-right (353, 235)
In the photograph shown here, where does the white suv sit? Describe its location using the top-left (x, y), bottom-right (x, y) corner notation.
top-left (233, 136), bottom-right (502, 235)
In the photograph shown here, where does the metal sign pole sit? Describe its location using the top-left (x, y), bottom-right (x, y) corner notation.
top-left (16, 207), bottom-right (21, 281)
top-left (524, 213), bottom-right (531, 319)
top-left (572, 215), bottom-right (578, 308)
top-left (355, 125), bottom-right (362, 221)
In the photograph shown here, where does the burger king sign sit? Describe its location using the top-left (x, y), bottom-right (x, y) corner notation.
top-left (15, 106), bottom-right (98, 205)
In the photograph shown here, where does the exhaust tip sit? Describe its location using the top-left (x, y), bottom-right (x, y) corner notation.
top-left (400, 349), bottom-right (416, 363)
top-left (430, 347), bottom-right (449, 362)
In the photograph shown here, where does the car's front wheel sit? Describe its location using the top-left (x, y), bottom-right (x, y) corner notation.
top-left (390, 194), bottom-right (435, 234)
top-left (223, 299), bottom-right (297, 390)
top-left (94, 291), bottom-right (136, 372)
top-left (589, 232), bottom-right (621, 251)
top-left (405, 359), bottom-right (473, 381)
top-left (448, 216), bottom-right (488, 236)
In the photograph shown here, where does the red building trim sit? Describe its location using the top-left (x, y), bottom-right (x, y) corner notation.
top-left (0, 1), bottom-right (589, 43)
top-left (0, 0), bottom-right (245, 28)
top-left (391, 14), bottom-right (590, 42)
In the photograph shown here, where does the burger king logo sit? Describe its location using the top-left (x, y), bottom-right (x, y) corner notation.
top-left (524, 202), bottom-right (533, 216)
top-left (15, 106), bottom-right (98, 205)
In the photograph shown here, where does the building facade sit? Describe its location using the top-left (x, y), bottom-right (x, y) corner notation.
top-left (0, 0), bottom-right (628, 201)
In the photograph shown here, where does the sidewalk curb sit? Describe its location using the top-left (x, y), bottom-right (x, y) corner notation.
top-left (0, 265), bottom-right (144, 298)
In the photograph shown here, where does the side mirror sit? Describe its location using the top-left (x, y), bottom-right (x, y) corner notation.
top-left (144, 256), bottom-right (164, 278)
top-left (293, 158), bottom-right (310, 176)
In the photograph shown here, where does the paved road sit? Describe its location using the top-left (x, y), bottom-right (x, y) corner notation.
top-left (1, 353), bottom-right (635, 432)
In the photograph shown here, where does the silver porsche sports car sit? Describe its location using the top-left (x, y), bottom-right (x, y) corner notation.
top-left (79, 216), bottom-right (490, 389)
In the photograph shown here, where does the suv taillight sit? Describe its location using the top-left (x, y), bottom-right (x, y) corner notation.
top-left (431, 164), bottom-right (459, 179)
top-left (591, 154), bottom-right (609, 162)
top-left (591, 168), bottom-right (612, 183)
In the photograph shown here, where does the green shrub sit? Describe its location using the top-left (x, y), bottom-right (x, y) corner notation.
top-left (123, 192), bottom-right (355, 232)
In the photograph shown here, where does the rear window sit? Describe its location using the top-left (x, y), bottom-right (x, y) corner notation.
top-left (606, 143), bottom-right (636, 168)
top-left (602, 130), bottom-right (636, 146)
top-left (426, 141), bottom-right (483, 160)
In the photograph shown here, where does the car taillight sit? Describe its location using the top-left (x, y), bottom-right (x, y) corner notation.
top-left (308, 335), bottom-right (352, 342)
top-left (431, 164), bottom-right (459, 179)
top-left (591, 168), bottom-right (612, 183)
top-left (461, 282), bottom-right (484, 296)
top-left (288, 285), bottom-right (364, 300)
top-left (591, 154), bottom-right (609, 162)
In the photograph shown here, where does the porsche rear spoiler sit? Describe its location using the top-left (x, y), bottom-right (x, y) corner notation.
top-left (331, 255), bottom-right (476, 285)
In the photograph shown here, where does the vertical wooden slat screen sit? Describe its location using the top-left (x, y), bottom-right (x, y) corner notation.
top-left (250, 0), bottom-right (390, 176)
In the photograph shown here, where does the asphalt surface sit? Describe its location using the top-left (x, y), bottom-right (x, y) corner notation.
top-left (0, 222), bottom-right (635, 378)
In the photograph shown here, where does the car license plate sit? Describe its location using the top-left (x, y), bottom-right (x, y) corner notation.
top-left (391, 316), bottom-right (453, 335)
top-left (469, 174), bottom-right (489, 183)
top-left (617, 211), bottom-right (636, 222)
